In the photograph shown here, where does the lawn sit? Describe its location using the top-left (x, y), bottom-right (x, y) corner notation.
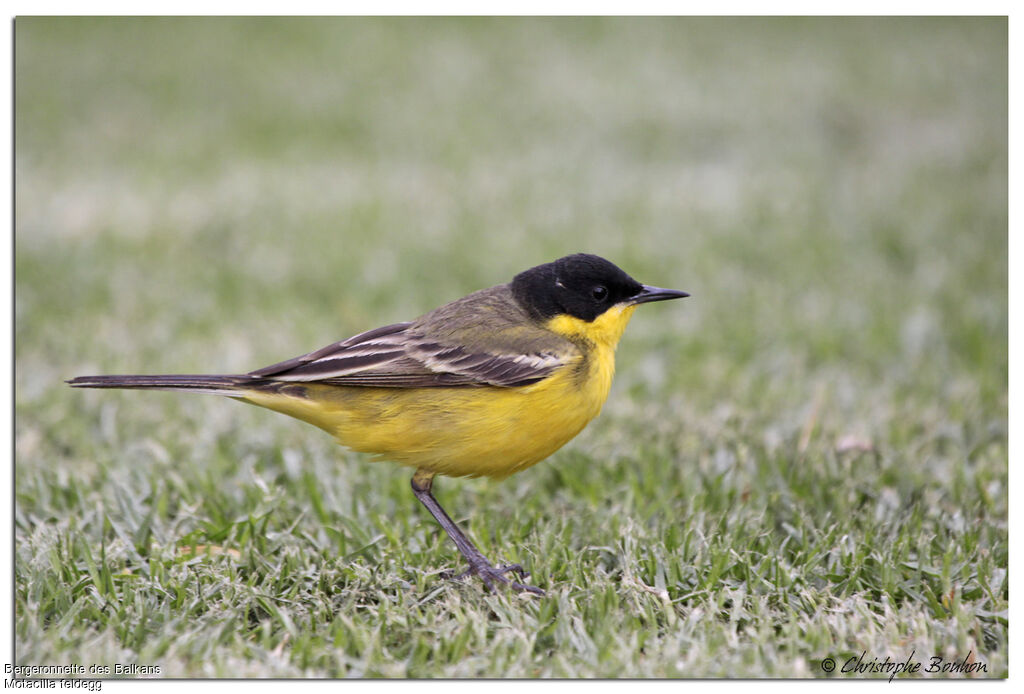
top-left (13, 17), bottom-right (1007, 678)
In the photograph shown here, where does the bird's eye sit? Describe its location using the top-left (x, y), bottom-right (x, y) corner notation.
top-left (592, 285), bottom-right (609, 301)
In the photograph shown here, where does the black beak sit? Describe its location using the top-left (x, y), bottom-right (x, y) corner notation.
top-left (630, 285), bottom-right (690, 305)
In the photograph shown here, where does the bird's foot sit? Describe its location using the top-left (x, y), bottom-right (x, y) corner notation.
top-left (442, 559), bottom-right (544, 595)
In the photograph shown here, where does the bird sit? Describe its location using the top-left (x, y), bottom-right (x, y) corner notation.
top-left (68, 253), bottom-right (689, 595)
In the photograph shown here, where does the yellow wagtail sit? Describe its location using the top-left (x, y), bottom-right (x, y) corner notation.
top-left (69, 253), bottom-right (688, 594)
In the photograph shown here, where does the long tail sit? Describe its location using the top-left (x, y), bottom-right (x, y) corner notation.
top-left (66, 374), bottom-right (259, 397)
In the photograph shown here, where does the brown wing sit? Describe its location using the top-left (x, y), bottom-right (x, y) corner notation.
top-left (249, 322), bottom-right (413, 380)
top-left (248, 287), bottom-right (577, 388)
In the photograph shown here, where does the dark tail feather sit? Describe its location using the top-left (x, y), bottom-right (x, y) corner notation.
top-left (66, 374), bottom-right (257, 397)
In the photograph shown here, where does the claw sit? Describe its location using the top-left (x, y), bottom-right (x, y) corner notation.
top-left (411, 473), bottom-right (545, 596)
top-left (498, 563), bottom-right (530, 580)
top-left (443, 558), bottom-right (544, 595)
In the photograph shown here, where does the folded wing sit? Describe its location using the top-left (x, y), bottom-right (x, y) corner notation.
top-left (249, 321), bottom-right (572, 388)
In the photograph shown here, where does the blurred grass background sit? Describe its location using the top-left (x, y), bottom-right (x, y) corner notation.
top-left (15, 17), bottom-right (1006, 677)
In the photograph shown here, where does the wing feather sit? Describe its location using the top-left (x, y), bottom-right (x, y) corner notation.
top-left (248, 285), bottom-right (578, 388)
top-left (248, 321), bottom-right (573, 388)
top-left (249, 323), bottom-right (411, 379)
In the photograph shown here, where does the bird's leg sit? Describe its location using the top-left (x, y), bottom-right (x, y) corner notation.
top-left (411, 470), bottom-right (544, 595)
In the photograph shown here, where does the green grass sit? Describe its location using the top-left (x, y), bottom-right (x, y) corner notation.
top-left (14, 17), bottom-right (1006, 678)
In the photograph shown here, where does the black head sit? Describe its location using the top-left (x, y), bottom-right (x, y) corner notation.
top-left (511, 253), bottom-right (688, 322)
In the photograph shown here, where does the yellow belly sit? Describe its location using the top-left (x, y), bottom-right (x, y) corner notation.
top-left (240, 304), bottom-right (635, 479)
top-left (239, 347), bottom-right (610, 479)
